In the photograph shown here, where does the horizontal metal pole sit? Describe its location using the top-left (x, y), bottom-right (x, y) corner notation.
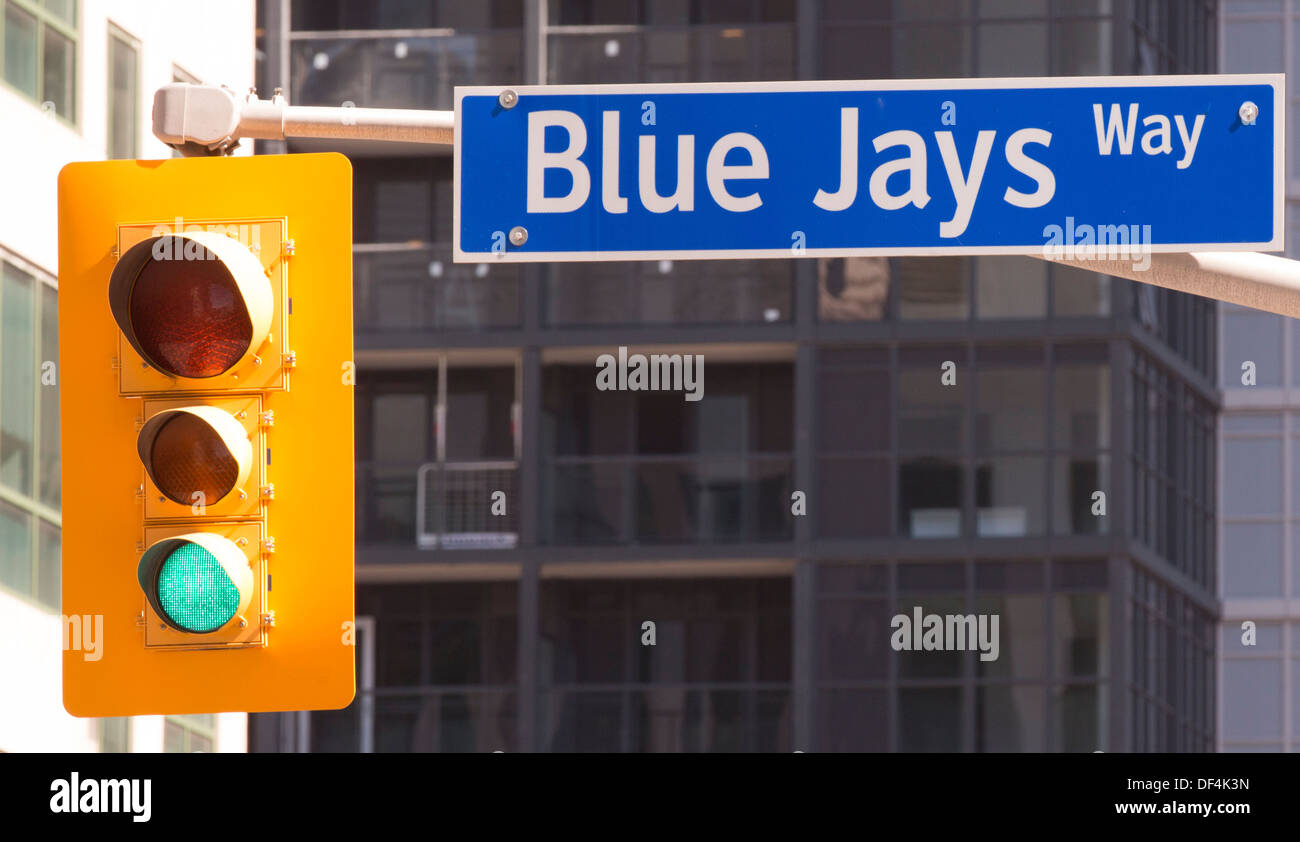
top-left (1036, 251), bottom-right (1300, 319)
top-left (153, 83), bottom-right (454, 152)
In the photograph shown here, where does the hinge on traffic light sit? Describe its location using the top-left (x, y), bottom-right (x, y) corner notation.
top-left (281, 351), bottom-right (297, 369)
top-left (259, 611), bottom-right (277, 628)
top-left (262, 536), bottom-right (276, 554)
top-left (281, 239), bottom-right (295, 257)
top-left (259, 410), bottom-right (275, 428)
top-left (110, 244), bottom-right (119, 260)
top-left (135, 611), bottom-right (145, 629)
top-left (260, 483), bottom-right (275, 501)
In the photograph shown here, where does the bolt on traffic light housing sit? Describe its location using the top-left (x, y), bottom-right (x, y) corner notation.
top-left (107, 231), bottom-right (272, 379)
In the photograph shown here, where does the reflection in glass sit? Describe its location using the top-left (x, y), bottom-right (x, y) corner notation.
top-left (897, 257), bottom-right (969, 319)
top-left (975, 455), bottom-right (1046, 536)
top-left (819, 257), bottom-right (888, 321)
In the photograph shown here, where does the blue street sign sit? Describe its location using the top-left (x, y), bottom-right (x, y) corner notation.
top-left (454, 76), bottom-right (1283, 263)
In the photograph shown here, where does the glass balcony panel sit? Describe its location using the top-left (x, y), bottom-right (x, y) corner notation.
top-left (548, 24), bottom-right (794, 84)
top-left (292, 32), bottom-right (522, 111)
top-left (354, 246), bottom-right (521, 333)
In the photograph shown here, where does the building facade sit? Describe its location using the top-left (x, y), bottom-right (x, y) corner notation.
top-left (251, 0), bottom-right (1218, 752)
top-left (1218, 0), bottom-right (1300, 753)
top-left (0, 0), bottom-right (255, 753)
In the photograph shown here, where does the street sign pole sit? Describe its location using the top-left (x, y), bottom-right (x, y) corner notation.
top-left (152, 80), bottom-right (1300, 318)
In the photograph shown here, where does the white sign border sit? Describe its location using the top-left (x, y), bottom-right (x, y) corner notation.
top-left (453, 74), bottom-right (1285, 263)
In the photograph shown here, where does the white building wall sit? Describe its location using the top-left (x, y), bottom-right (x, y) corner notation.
top-left (0, 0), bottom-right (256, 753)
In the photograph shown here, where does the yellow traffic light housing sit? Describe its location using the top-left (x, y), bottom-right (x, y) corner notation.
top-left (59, 153), bottom-right (355, 717)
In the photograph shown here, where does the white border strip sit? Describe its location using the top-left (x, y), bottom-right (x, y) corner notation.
top-left (453, 74), bottom-right (1286, 263)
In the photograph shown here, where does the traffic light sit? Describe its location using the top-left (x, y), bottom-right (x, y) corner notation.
top-left (58, 153), bottom-right (356, 716)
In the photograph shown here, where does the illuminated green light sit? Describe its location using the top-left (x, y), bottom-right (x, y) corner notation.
top-left (156, 542), bottom-right (240, 633)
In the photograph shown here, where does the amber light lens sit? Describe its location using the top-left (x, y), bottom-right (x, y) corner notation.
top-left (129, 248), bottom-right (254, 378)
top-left (149, 412), bottom-right (240, 504)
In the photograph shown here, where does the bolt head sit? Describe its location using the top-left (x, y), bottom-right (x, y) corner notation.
top-left (1239, 101), bottom-right (1259, 125)
top-left (499, 89), bottom-right (518, 109)
top-left (508, 226), bottom-right (528, 247)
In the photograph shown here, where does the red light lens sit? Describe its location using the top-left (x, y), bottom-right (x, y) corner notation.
top-left (129, 241), bottom-right (253, 378)
top-left (148, 412), bottom-right (240, 505)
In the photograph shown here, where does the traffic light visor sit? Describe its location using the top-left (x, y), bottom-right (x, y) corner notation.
top-left (108, 231), bottom-right (272, 378)
top-left (137, 534), bottom-right (254, 634)
top-left (137, 406), bottom-right (253, 506)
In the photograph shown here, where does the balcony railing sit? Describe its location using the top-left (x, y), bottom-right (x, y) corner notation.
top-left (291, 31), bottom-right (523, 110)
top-left (545, 259), bottom-right (793, 327)
top-left (354, 245), bottom-right (521, 333)
top-left (543, 454), bottom-right (795, 545)
top-left (547, 24), bottom-right (795, 84)
top-left (416, 461), bottom-right (519, 550)
top-left (357, 455), bottom-right (794, 549)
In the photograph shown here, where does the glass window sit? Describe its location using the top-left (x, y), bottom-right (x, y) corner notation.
top-left (976, 684), bottom-right (1045, 751)
top-left (975, 257), bottom-right (1045, 318)
top-left (976, 21), bottom-right (1047, 77)
top-left (1050, 682), bottom-right (1105, 751)
top-left (819, 257), bottom-right (888, 321)
top-left (975, 594), bottom-right (1046, 679)
top-left (0, 499), bottom-right (32, 595)
top-left (898, 686), bottom-right (962, 751)
top-left (3, 2), bottom-right (38, 99)
top-left (818, 366), bottom-right (889, 452)
top-left (1222, 437), bottom-right (1283, 517)
top-left (977, 367), bottom-right (1045, 450)
top-left (41, 20), bottom-right (73, 118)
top-left (817, 688), bottom-right (887, 752)
top-left (3, 0), bottom-right (76, 120)
top-left (108, 26), bottom-right (139, 159)
top-left (164, 715), bottom-right (215, 753)
top-left (1052, 18), bottom-right (1109, 76)
top-left (1222, 659), bottom-right (1283, 739)
top-left (1053, 365), bottom-right (1109, 451)
top-left (38, 282), bottom-right (57, 507)
top-left (99, 717), bottom-right (130, 753)
top-left (976, 455), bottom-right (1046, 536)
top-left (1053, 594), bottom-right (1107, 678)
top-left (1052, 453), bottom-right (1109, 535)
top-left (445, 366), bottom-right (515, 461)
top-left (1221, 523), bottom-right (1284, 597)
top-left (897, 257), bottom-right (969, 320)
top-left (1223, 310), bottom-right (1283, 387)
top-left (1, 262), bottom-right (35, 495)
top-left (1224, 20), bottom-right (1283, 73)
top-left (1052, 265), bottom-right (1109, 316)
top-left (36, 518), bottom-right (58, 606)
top-left (898, 365), bottom-right (964, 451)
top-left (817, 598), bottom-right (890, 680)
top-left (895, 23), bottom-right (971, 78)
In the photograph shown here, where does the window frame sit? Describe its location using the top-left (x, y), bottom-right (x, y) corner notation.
top-left (0, 0), bottom-right (79, 127)
top-left (106, 20), bottom-right (139, 159)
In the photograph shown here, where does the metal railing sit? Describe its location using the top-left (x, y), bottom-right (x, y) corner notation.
top-left (547, 24), bottom-right (795, 84)
top-left (290, 31), bottom-right (522, 111)
top-left (416, 461), bottom-right (519, 550)
top-left (543, 454), bottom-right (794, 545)
top-left (354, 244), bottom-right (521, 332)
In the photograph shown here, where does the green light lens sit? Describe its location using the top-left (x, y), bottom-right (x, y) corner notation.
top-left (156, 542), bottom-right (239, 633)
